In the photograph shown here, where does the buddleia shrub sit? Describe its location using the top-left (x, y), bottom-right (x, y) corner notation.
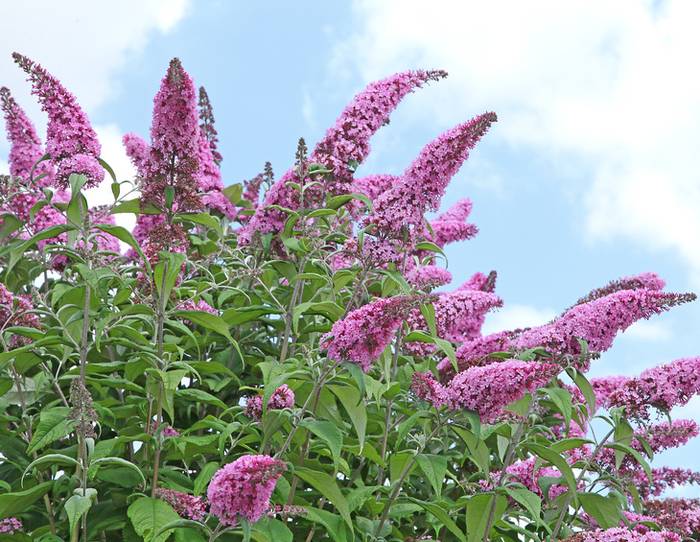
top-left (0, 53), bottom-right (698, 542)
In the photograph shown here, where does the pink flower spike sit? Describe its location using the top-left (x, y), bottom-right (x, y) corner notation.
top-left (207, 454), bottom-right (286, 526)
top-left (429, 198), bottom-right (479, 247)
top-left (444, 360), bottom-right (559, 422)
top-left (241, 70), bottom-right (446, 241)
top-left (142, 58), bottom-right (202, 213)
top-left (323, 296), bottom-right (416, 371)
top-left (122, 133), bottom-right (150, 177)
top-left (13, 53), bottom-right (103, 189)
top-left (368, 112), bottom-right (497, 234)
top-left (0, 86), bottom-right (54, 184)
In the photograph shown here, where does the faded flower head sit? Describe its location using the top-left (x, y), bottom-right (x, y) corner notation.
top-left (69, 379), bottom-right (97, 439)
top-left (155, 488), bottom-right (207, 521)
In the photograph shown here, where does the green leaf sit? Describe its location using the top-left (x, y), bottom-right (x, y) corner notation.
top-left (65, 494), bottom-right (93, 539)
top-left (466, 493), bottom-right (507, 542)
top-left (127, 497), bottom-right (181, 542)
top-left (174, 310), bottom-right (235, 344)
top-left (98, 157), bottom-right (117, 183)
top-left (408, 498), bottom-right (465, 542)
top-left (112, 198), bottom-right (162, 214)
top-left (154, 252), bottom-right (186, 302)
top-left (295, 467), bottom-right (353, 531)
top-left (22, 454), bottom-right (79, 485)
top-left (570, 368), bottom-right (596, 415)
top-left (176, 388), bottom-right (227, 409)
top-left (253, 518), bottom-right (293, 542)
top-left (0, 482), bottom-right (53, 518)
top-left (503, 487), bottom-right (542, 524)
top-left (27, 407), bottom-right (75, 455)
top-left (578, 492), bottom-right (623, 529)
top-left (330, 385), bottom-right (367, 452)
top-left (420, 303), bottom-right (437, 337)
top-left (94, 224), bottom-right (148, 267)
top-left (193, 462), bottom-right (219, 496)
top-left (91, 457), bottom-right (147, 488)
top-left (547, 387), bottom-right (573, 430)
top-left (154, 519), bottom-right (209, 540)
top-left (605, 442), bottom-right (652, 480)
top-left (299, 420), bottom-right (343, 465)
top-left (0, 213), bottom-right (22, 240)
top-left (526, 443), bottom-right (577, 491)
top-left (415, 454), bottom-right (447, 496)
top-left (8, 224), bottom-right (74, 273)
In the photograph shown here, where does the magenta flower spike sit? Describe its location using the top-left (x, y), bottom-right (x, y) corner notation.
top-left (368, 112), bottom-right (497, 235)
top-left (241, 70), bottom-right (446, 241)
top-left (13, 53), bottom-right (103, 189)
top-left (207, 454), bottom-right (286, 526)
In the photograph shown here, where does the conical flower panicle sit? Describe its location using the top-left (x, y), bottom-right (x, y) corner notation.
top-left (207, 455), bottom-right (286, 526)
top-left (0, 86), bottom-right (53, 184)
top-left (12, 53), bottom-right (103, 189)
top-left (122, 133), bottom-right (150, 178)
top-left (368, 112), bottom-right (497, 235)
top-left (241, 70), bottom-right (445, 242)
top-left (566, 272), bottom-right (666, 314)
top-left (414, 360), bottom-right (559, 422)
top-left (607, 357), bottom-right (700, 419)
top-left (323, 295), bottom-right (418, 372)
top-left (563, 527), bottom-right (680, 542)
top-left (428, 198), bottom-right (479, 247)
top-left (312, 69), bottom-right (447, 194)
top-left (142, 58), bottom-right (202, 213)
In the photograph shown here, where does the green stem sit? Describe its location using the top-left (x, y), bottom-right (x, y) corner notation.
top-left (374, 422), bottom-right (443, 536)
top-left (550, 426), bottom-right (616, 540)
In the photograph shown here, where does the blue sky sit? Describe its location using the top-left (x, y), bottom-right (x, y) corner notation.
top-left (1, 0), bottom-right (699, 495)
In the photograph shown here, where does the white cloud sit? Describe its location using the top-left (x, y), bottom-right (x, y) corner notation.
top-left (0, 0), bottom-right (189, 116)
top-left (620, 319), bottom-right (672, 342)
top-left (87, 124), bottom-right (137, 231)
top-left (482, 304), bottom-right (556, 335)
top-left (334, 0), bottom-right (700, 283)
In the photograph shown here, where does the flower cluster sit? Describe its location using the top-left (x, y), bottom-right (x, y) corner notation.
top-left (242, 70), bottom-right (446, 240)
top-left (155, 488), bottom-right (207, 521)
top-left (428, 198), bottom-right (478, 247)
top-left (406, 265), bottom-right (453, 291)
top-left (438, 286), bottom-right (695, 376)
top-left (12, 53), bottom-right (103, 189)
top-left (405, 289), bottom-right (502, 355)
top-left (607, 357), bottom-right (700, 419)
top-left (207, 454), bottom-right (286, 526)
top-left (413, 360), bottom-right (558, 422)
top-left (368, 112), bottom-right (496, 235)
top-left (244, 384), bottom-right (295, 420)
top-left (197, 86), bottom-right (222, 166)
top-left (141, 58), bottom-right (202, 213)
top-left (178, 298), bottom-right (218, 314)
top-left (637, 419), bottom-right (699, 454)
top-left (0, 518), bottom-right (22, 534)
top-left (324, 295), bottom-right (417, 371)
top-left (563, 528), bottom-right (680, 542)
top-left (644, 498), bottom-right (700, 538)
top-left (0, 86), bottom-right (53, 185)
top-left (567, 272), bottom-right (666, 311)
